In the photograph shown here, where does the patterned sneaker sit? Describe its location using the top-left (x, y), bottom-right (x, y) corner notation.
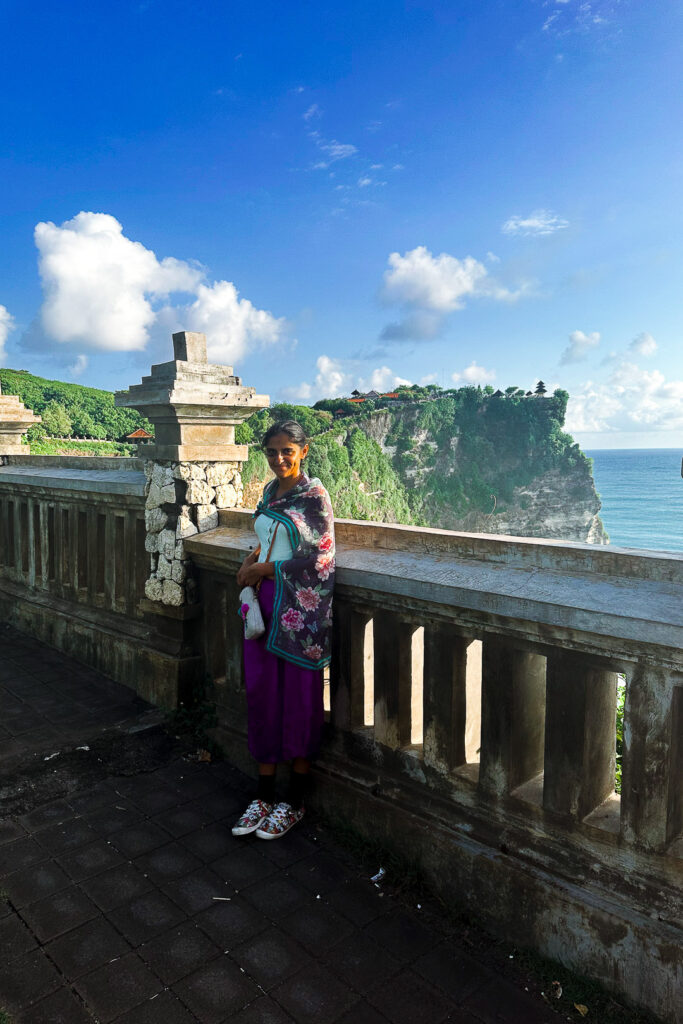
top-left (231, 799), bottom-right (274, 836)
top-left (255, 801), bottom-right (305, 840)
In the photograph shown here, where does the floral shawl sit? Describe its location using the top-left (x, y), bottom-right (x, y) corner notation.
top-left (254, 473), bottom-right (335, 671)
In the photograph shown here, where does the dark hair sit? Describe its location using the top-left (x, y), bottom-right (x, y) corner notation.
top-left (262, 420), bottom-right (308, 449)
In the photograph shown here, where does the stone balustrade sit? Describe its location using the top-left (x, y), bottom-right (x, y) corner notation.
top-left (185, 510), bottom-right (683, 1022)
top-left (0, 453), bottom-right (681, 1020)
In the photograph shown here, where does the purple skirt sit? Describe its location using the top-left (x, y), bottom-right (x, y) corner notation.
top-left (243, 579), bottom-right (324, 763)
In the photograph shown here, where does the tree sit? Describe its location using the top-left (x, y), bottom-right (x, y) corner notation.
top-left (534, 380), bottom-right (547, 395)
top-left (41, 400), bottom-right (73, 437)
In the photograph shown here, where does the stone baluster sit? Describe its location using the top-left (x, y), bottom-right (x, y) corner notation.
top-left (478, 636), bottom-right (546, 797)
top-left (330, 597), bottom-right (370, 732)
top-left (422, 622), bottom-right (469, 773)
top-left (373, 610), bottom-right (414, 749)
top-left (620, 662), bottom-right (683, 852)
top-left (543, 650), bottom-right (618, 819)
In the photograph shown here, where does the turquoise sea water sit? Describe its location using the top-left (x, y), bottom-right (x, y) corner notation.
top-left (586, 449), bottom-right (683, 553)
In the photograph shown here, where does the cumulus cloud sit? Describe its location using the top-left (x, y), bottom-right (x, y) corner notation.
top-left (35, 212), bottom-right (202, 351)
top-left (183, 281), bottom-right (285, 364)
top-left (0, 304), bottom-right (14, 365)
top-left (629, 331), bottom-right (657, 357)
top-left (566, 360), bottom-right (683, 434)
top-left (380, 245), bottom-right (529, 340)
top-left (452, 361), bottom-right (496, 385)
top-left (283, 354), bottom-right (411, 402)
top-left (31, 212), bottom-right (285, 365)
top-left (501, 209), bottom-right (569, 237)
top-left (560, 329), bottom-right (600, 364)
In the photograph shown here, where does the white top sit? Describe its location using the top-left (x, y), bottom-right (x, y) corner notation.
top-left (254, 515), bottom-right (294, 563)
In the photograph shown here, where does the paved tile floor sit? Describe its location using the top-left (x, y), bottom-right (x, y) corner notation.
top-left (0, 626), bottom-right (559, 1024)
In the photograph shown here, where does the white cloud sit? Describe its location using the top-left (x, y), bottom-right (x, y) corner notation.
top-left (382, 246), bottom-right (489, 313)
top-left (0, 304), bottom-right (14, 365)
top-left (452, 361), bottom-right (496, 385)
top-left (358, 177), bottom-right (373, 188)
top-left (285, 355), bottom-right (411, 402)
top-left (312, 138), bottom-right (357, 169)
top-left (420, 372), bottom-right (438, 385)
top-left (303, 103), bottom-right (322, 121)
top-left (358, 365), bottom-right (411, 392)
top-left (629, 331), bottom-right (657, 357)
top-left (35, 212), bottom-right (202, 351)
top-left (502, 209), bottom-right (569, 237)
top-left (69, 354), bottom-right (88, 377)
top-left (380, 245), bottom-right (528, 339)
top-left (567, 360), bottom-right (683, 434)
top-left (560, 329), bottom-right (600, 364)
top-left (31, 212), bottom-right (285, 365)
top-left (183, 281), bottom-right (285, 364)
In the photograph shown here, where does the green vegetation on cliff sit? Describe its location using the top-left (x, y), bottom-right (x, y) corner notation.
top-left (1, 369), bottom-right (600, 538)
top-left (0, 368), bottom-right (151, 445)
top-left (239, 386), bottom-right (593, 531)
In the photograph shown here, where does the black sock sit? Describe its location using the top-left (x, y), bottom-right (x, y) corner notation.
top-left (257, 773), bottom-right (276, 804)
top-left (288, 770), bottom-right (310, 810)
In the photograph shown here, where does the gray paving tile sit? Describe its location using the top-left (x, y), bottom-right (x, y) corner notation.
top-left (80, 862), bottom-right (154, 912)
top-left (232, 924), bottom-right (312, 990)
top-left (56, 838), bottom-right (126, 881)
top-left (226, 996), bottom-right (295, 1023)
top-left (280, 899), bottom-right (355, 954)
top-left (138, 919), bottom-right (221, 983)
top-left (161, 865), bottom-right (232, 914)
top-left (46, 916), bottom-right (131, 979)
top-left (271, 963), bottom-right (357, 1024)
top-left (19, 885), bottom-right (99, 943)
top-left (363, 907), bottom-right (441, 963)
top-left (14, 986), bottom-right (95, 1023)
top-left (0, 912), bottom-right (38, 961)
top-left (195, 895), bottom-right (269, 947)
top-left (0, 948), bottom-right (62, 1013)
top-left (134, 841), bottom-right (203, 883)
top-left (173, 958), bottom-right (260, 1024)
top-left (367, 969), bottom-right (452, 1024)
top-left (240, 873), bottom-right (308, 920)
top-left (75, 953), bottom-right (163, 1023)
top-left (107, 889), bottom-right (187, 945)
top-left (3, 859), bottom-right (72, 908)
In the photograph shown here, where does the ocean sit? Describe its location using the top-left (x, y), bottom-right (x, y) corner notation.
top-left (586, 449), bottom-right (683, 553)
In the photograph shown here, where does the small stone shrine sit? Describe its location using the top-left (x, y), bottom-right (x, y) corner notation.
top-left (0, 381), bottom-right (42, 456)
top-left (116, 331), bottom-right (268, 606)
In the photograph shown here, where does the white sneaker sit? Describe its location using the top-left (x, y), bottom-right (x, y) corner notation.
top-left (255, 801), bottom-right (305, 840)
top-left (231, 798), bottom-right (274, 836)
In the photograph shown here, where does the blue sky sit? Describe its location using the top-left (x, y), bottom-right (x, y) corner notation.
top-left (2, 0), bottom-right (682, 447)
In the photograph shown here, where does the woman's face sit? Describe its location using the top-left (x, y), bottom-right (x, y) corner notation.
top-left (264, 432), bottom-right (309, 483)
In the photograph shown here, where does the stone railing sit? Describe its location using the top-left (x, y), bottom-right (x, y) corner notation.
top-left (0, 455), bottom-right (203, 707)
top-left (185, 510), bottom-right (683, 1022)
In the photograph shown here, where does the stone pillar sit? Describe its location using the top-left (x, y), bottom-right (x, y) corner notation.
top-left (373, 610), bottom-right (414, 749)
top-left (115, 331), bottom-right (268, 606)
top-left (620, 662), bottom-right (682, 851)
top-left (0, 382), bottom-right (41, 456)
top-left (543, 650), bottom-right (618, 819)
top-left (479, 637), bottom-right (546, 797)
top-left (422, 622), bottom-right (469, 773)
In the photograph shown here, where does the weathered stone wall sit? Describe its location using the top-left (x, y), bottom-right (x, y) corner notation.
top-left (142, 460), bottom-right (243, 606)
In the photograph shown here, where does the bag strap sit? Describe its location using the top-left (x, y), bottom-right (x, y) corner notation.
top-left (255, 521), bottom-right (279, 594)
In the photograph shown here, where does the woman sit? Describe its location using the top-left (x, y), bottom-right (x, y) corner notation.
top-left (232, 420), bottom-right (335, 840)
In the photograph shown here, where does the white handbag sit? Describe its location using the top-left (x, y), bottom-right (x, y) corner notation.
top-left (239, 585), bottom-right (266, 640)
top-left (238, 522), bottom-right (279, 640)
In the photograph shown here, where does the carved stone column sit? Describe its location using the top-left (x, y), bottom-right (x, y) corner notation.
top-left (115, 331), bottom-right (268, 606)
top-left (0, 382), bottom-right (41, 456)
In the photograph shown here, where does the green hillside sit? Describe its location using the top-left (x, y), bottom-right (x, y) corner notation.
top-left (0, 368), bottom-right (152, 455)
